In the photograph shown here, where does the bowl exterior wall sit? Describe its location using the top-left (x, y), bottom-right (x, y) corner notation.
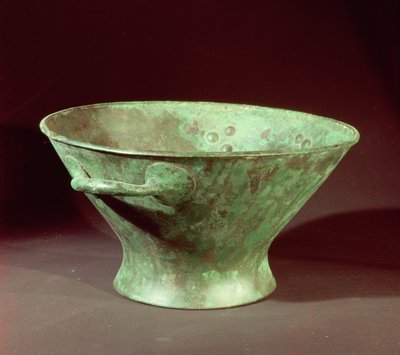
top-left (49, 139), bottom-right (349, 309)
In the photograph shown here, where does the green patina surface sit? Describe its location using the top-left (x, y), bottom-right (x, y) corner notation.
top-left (40, 101), bottom-right (359, 309)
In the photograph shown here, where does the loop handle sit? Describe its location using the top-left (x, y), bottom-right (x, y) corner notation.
top-left (66, 156), bottom-right (195, 208)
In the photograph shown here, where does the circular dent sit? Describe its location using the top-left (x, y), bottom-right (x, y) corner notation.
top-left (221, 144), bottom-right (233, 152)
top-left (295, 134), bottom-right (304, 143)
top-left (225, 126), bottom-right (236, 136)
top-left (206, 132), bottom-right (219, 143)
top-left (301, 139), bottom-right (311, 149)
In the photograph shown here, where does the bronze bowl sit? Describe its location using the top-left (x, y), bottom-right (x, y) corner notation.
top-left (40, 101), bottom-right (359, 309)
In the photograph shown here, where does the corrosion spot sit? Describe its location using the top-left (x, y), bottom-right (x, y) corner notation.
top-left (184, 120), bottom-right (200, 135)
top-left (261, 129), bottom-right (271, 139)
top-left (218, 209), bottom-right (228, 218)
top-left (260, 165), bottom-right (278, 182)
top-left (247, 167), bottom-right (260, 195)
top-left (204, 159), bottom-right (215, 173)
top-left (286, 155), bottom-right (311, 170)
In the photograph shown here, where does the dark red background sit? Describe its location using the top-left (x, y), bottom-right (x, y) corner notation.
top-left (1, 1), bottom-right (399, 353)
top-left (1, 0), bottom-right (399, 231)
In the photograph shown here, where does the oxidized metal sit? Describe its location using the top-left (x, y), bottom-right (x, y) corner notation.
top-left (40, 101), bottom-right (359, 309)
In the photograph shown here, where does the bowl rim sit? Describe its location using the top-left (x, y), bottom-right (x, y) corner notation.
top-left (39, 101), bottom-right (360, 158)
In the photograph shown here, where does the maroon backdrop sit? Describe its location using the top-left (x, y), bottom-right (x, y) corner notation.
top-left (1, 1), bottom-right (399, 234)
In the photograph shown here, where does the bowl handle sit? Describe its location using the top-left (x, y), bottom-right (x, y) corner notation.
top-left (66, 157), bottom-right (196, 207)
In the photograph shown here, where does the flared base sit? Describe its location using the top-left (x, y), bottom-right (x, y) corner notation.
top-left (112, 264), bottom-right (277, 309)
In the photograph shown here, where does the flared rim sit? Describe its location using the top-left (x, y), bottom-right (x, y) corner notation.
top-left (40, 101), bottom-right (360, 158)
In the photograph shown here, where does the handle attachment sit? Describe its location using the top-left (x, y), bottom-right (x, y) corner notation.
top-left (66, 156), bottom-right (195, 208)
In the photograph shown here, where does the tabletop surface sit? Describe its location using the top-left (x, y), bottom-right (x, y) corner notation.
top-left (1, 210), bottom-right (399, 355)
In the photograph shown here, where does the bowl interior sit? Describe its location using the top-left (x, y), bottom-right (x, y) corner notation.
top-left (41, 102), bottom-right (359, 155)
